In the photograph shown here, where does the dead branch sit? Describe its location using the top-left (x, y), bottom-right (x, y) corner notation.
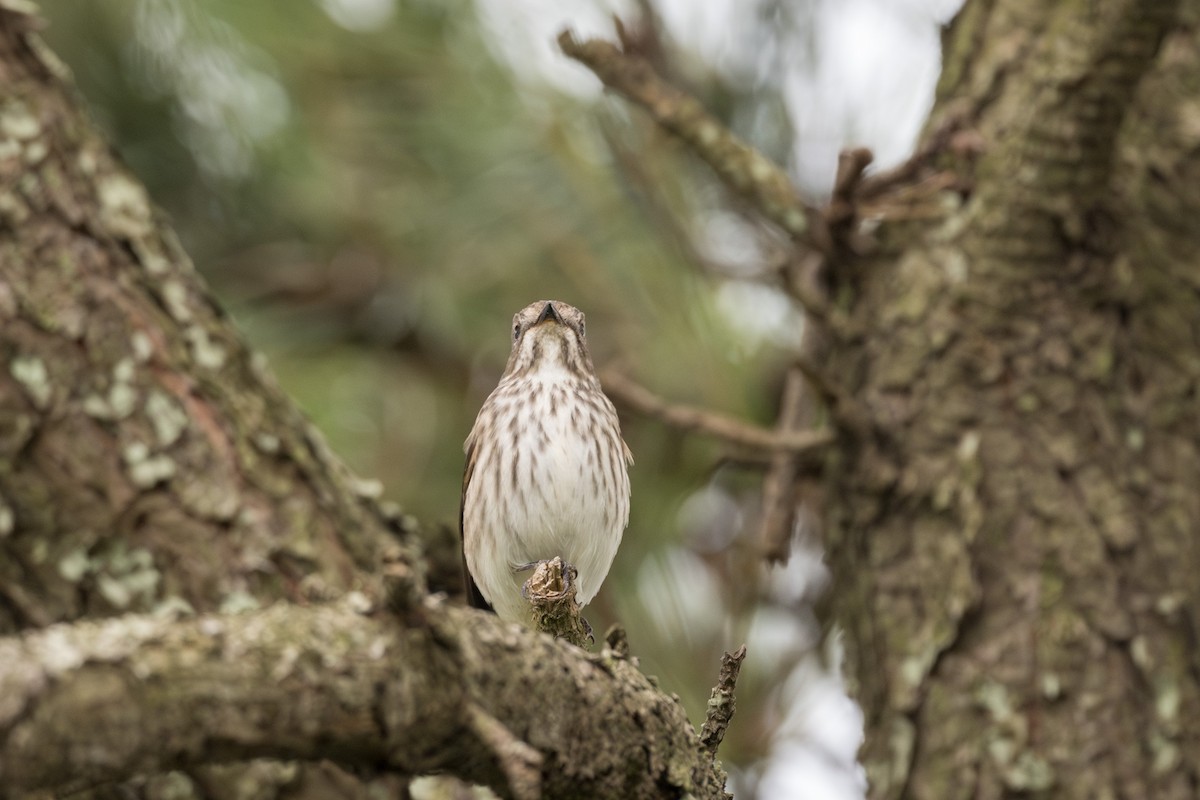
top-left (699, 645), bottom-right (748, 759)
top-left (601, 369), bottom-right (833, 456)
top-left (558, 29), bottom-right (832, 254)
top-left (759, 366), bottom-right (812, 562)
top-left (524, 557), bottom-right (593, 648)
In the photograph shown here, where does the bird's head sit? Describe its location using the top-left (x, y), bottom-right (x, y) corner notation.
top-left (503, 300), bottom-right (595, 381)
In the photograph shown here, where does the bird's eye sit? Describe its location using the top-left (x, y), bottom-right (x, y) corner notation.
top-left (513, 322), bottom-right (521, 341)
top-left (579, 319), bottom-right (585, 337)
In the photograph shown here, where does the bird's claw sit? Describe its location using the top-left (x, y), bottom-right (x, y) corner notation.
top-left (517, 557), bottom-right (577, 600)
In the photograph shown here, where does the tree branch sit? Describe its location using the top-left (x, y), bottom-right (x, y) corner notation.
top-left (758, 366), bottom-right (812, 563)
top-left (465, 703), bottom-right (543, 800)
top-left (524, 556), bottom-right (592, 647)
top-left (558, 29), bottom-right (831, 254)
top-left (699, 645), bottom-right (747, 759)
top-left (600, 369), bottom-right (834, 455)
top-left (0, 599), bottom-right (729, 799)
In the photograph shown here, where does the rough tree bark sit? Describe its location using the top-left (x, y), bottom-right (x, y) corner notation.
top-left (0, 4), bottom-right (733, 799)
top-left (825, 2), bottom-right (1200, 798)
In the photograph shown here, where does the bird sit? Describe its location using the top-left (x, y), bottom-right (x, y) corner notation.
top-left (460, 300), bottom-right (632, 623)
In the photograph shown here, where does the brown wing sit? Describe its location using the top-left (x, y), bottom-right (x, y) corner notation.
top-left (460, 437), bottom-right (494, 612)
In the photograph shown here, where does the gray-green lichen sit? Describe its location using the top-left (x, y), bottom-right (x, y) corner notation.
top-left (0, 493), bottom-right (12, 537)
top-left (139, 771), bottom-right (196, 800)
top-left (96, 172), bottom-right (153, 240)
top-left (58, 547), bottom-right (91, 582)
top-left (0, 191), bottom-right (30, 225)
top-left (132, 238), bottom-right (170, 275)
top-left (76, 147), bottom-right (97, 175)
top-left (185, 326), bottom-right (227, 370)
top-left (151, 595), bottom-right (196, 618)
top-left (350, 476), bottom-right (384, 500)
top-left (253, 432), bottom-right (280, 453)
top-left (161, 280), bottom-right (191, 323)
top-left (1130, 635), bottom-right (1152, 669)
top-left (219, 590), bottom-right (261, 615)
top-left (23, 139), bottom-right (46, 164)
top-left (83, 358), bottom-right (139, 421)
top-left (1155, 593), bottom-right (1184, 616)
top-left (177, 475), bottom-right (240, 522)
top-left (1150, 732), bottom-right (1181, 774)
top-left (1155, 679), bottom-right (1180, 727)
top-left (122, 441), bottom-right (176, 488)
top-left (976, 680), bottom-right (1018, 726)
top-left (0, 100), bottom-right (40, 142)
top-left (145, 390), bottom-right (188, 447)
top-left (96, 544), bottom-right (161, 609)
top-left (975, 679), bottom-right (1058, 791)
top-left (1002, 751), bottom-right (1054, 792)
top-left (131, 331), bottom-right (154, 362)
top-left (58, 544), bottom-right (161, 609)
top-left (11, 354), bottom-right (50, 409)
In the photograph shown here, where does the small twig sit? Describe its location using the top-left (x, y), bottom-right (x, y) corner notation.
top-left (857, 170), bottom-right (962, 222)
top-left (558, 29), bottom-right (832, 254)
top-left (604, 623), bottom-right (631, 659)
top-left (601, 369), bottom-right (833, 455)
top-left (833, 147), bottom-right (875, 200)
top-left (699, 645), bottom-right (748, 758)
top-left (380, 541), bottom-right (425, 622)
top-left (759, 366), bottom-right (810, 563)
top-left (857, 109), bottom-right (975, 201)
top-left (524, 557), bottom-right (593, 648)
top-left (777, 249), bottom-right (841, 327)
top-left (826, 147), bottom-right (875, 231)
top-left (465, 703), bottom-right (543, 800)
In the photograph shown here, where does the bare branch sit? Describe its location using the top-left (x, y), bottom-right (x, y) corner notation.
top-left (524, 557), bottom-right (592, 648)
top-left (601, 369), bottom-right (833, 455)
top-left (558, 29), bottom-right (831, 254)
top-left (466, 703), bottom-right (543, 800)
top-left (0, 599), bottom-right (728, 799)
top-left (759, 366), bottom-right (811, 562)
top-left (826, 147), bottom-right (874, 232)
top-left (699, 645), bottom-right (747, 758)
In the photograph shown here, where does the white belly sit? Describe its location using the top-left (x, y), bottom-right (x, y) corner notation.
top-left (464, 372), bottom-right (630, 623)
top-left (498, 416), bottom-right (621, 606)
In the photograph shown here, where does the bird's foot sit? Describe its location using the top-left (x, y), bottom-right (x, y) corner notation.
top-left (520, 557), bottom-right (590, 647)
top-left (517, 558), bottom-right (576, 599)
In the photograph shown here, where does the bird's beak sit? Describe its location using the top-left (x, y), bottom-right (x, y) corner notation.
top-left (536, 302), bottom-right (561, 326)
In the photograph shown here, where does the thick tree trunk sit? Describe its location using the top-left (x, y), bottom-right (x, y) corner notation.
top-left (828, 1), bottom-right (1200, 797)
top-left (0, 5), bottom-right (417, 797)
top-left (0, 7), bottom-right (392, 632)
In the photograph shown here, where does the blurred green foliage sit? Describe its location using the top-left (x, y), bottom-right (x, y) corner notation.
top-left (40, 0), bottom-right (819, 787)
